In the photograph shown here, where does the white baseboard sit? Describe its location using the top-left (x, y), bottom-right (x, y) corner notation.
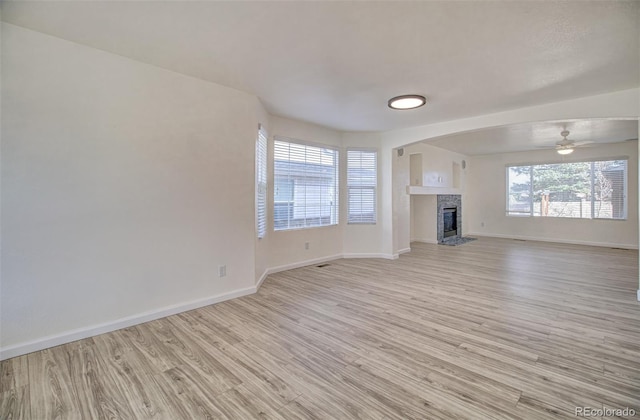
top-left (343, 253), bottom-right (397, 259)
top-left (3, 253), bottom-right (351, 360)
top-left (1, 250), bottom-right (421, 361)
top-left (0, 286), bottom-right (256, 361)
top-left (637, 289), bottom-right (640, 302)
top-left (467, 232), bottom-right (638, 250)
top-left (257, 252), bottom-right (401, 289)
top-left (256, 270), bottom-right (269, 289)
top-left (265, 254), bottom-right (343, 276)
top-left (382, 248), bottom-right (410, 260)
top-left (410, 238), bottom-right (438, 244)
top-left (254, 254), bottom-right (345, 291)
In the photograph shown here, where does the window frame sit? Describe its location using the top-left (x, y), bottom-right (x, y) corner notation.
top-left (505, 157), bottom-right (628, 220)
top-left (255, 124), bottom-right (268, 239)
top-left (273, 136), bottom-right (340, 231)
top-left (347, 148), bottom-right (378, 225)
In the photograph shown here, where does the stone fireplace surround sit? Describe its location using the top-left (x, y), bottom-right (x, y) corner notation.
top-left (437, 194), bottom-right (462, 244)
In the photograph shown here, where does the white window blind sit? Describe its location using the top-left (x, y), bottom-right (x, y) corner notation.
top-left (274, 138), bottom-right (339, 230)
top-left (347, 149), bottom-right (377, 224)
top-left (256, 125), bottom-right (268, 238)
top-left (506, 159), bottom-right (627, 220)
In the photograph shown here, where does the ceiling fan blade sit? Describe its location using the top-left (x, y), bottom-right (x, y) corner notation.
top-left (573, 141), bottom-right (594, 146)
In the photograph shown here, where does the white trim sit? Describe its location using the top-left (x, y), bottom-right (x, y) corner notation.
top-left (256, 253), bottom-right (386, 290)
top-left (2, 251), bottom-right (421, 360)
top-left (346, 146), bottom-right (379, 153)
top-left (273, 135), bottom-right (339, 152)
top-left (637, 289), bottom-right (640, 302)
top-left (410, 238), bottom-right (438, 244)
top-left (504, 155), bottom-right (630, 168)
top-left (343, 253), bottom-right (396, 259)
top-left (256, 269), bottom-right (269, 289)
top-left (0, 286), bottom-right (256, 361)
top-left (265, 254), bottom-right (343, 275)
top-left (397, 248), bottom-right (412, 254)
top-left (467, 232), bottom-right (638, 250)
top-left (406, 186), bottom-right (462, 196)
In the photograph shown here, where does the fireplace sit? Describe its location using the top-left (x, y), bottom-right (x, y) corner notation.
top-left (435, 194), bottom-right (475, 246)
top-left (443, 208), bottom-right (457, 238)
top-left (437, 194), bottom-right (462, 244)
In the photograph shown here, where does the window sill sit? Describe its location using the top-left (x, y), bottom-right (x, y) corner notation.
top-left (505, 214), bottom-right (627, 221)
top-left (274, 223), bottom-right (339, 232)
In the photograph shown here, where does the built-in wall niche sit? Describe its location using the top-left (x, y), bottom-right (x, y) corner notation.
top-left (406, 150), bottom-right (464, 195)
top-left (409, 153), bottom-right (423, 186)
top-left (452, 162), bottom-right (461, 189)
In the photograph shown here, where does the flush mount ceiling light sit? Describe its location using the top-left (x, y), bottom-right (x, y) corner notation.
top-left (388, 95), bottom-right (426, 110)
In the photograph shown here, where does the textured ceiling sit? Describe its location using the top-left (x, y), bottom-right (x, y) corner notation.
top-left (2, 1), bottom-right (639, 132)
top-left (423, 119), bottom-right (639, 156)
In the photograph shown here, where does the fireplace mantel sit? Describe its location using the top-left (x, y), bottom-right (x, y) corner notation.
top-left (406, 186), bottom-right (462, 196)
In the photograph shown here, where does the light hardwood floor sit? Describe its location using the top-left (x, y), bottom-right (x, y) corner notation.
top-left (1, 238), bottom-right (639, 419)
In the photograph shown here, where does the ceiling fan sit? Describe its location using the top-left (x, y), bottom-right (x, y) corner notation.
top-left (551, 130), bottom-right (594, 155)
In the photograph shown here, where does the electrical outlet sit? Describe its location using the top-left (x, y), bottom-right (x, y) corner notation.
top-left (305, 242), bottom-right (310, 250)
top-left (219, 265), bottom-right (227, 277)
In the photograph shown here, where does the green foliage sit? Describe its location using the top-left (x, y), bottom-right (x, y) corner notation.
top-left (509, 160), bottom-right (626, 203)
top-left (532, 162), bottom-right (590, 197)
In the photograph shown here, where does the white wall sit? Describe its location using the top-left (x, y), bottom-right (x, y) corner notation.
top-left (264, 116), bottom-right (344, 270)
top-left (393, 148), bottom-right (410, 252)
top-left (381, 91), bottom-right (638, 257)
top-left (2, 23), bottom-right (639, 357)
top-left (380, 89), bottom-right (640, 150)
top-left (1, 24), bottom-right (266, 354)
top-left (257, 126), bottom-right (394, 268)
top-left (410, 196), bottom-right (437, 243)
top-left (407, 144), bottom-right (466, 189)
top-left (394, 143), bottom-right (468, 248)
top-left (466, 141), bottom-right (639, 248)
top-left (341, 132), bottom-right (390, 257)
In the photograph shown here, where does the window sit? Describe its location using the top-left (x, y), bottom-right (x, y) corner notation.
top-left (274, 138), bottom-right (339, 230)
top-left (256, 125), bottom-right (268, 238)
top-left (507, 159), bottom-right (627, 219)
top-left (347, 149), bottom-right (377, 224)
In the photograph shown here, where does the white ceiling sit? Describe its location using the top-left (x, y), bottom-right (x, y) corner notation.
top-left (2, 1), bottom-right (639, 133)
top-left (423, 119), bottom-right (639, 156)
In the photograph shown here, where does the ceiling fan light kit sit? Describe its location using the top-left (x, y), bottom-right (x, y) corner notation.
top-left (551, 129), bottom-right (594, 155)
